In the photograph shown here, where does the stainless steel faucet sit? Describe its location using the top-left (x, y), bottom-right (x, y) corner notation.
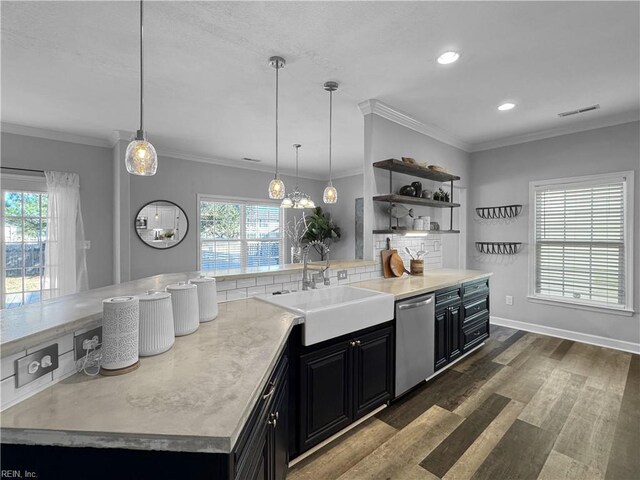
top-left (302, 243), bottom-right (330, 290)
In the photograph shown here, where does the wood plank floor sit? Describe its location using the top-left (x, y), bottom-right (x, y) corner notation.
top-left (288, 326), bottom-right (639, 480)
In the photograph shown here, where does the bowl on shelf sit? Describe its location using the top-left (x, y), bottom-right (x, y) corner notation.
top-left (398, 185), bottom-right (416, 197)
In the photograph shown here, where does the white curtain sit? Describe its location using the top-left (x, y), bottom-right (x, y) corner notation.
top-left (44, 171), bottom-right (89, 297)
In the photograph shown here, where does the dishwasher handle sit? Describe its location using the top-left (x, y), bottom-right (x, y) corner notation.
top-left (397, 296), bottom-right (433, 311)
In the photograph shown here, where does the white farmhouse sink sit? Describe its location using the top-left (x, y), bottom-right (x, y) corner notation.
top-left (258, 286), bottom-right (395, 346)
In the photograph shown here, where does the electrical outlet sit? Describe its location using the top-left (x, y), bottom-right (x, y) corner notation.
top-left (74, 326), bottom-right (102, 360)
top-left (337, 270), bottom-right (348, 280)
top-left (16, 344), bottom-right (58, 388)
top-left (506, 295), bottom-right (514, 306)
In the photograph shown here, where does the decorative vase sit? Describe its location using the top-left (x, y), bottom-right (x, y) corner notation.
top-left (291, 245), bottom-right (302, 263)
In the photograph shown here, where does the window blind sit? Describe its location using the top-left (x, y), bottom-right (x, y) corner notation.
top-left (199, 199), bottom-right (283, 270)
top-left (534, 180), bottom-right (626, 308)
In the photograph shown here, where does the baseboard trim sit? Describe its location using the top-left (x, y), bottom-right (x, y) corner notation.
top-left (490, 316), bottom-right (640, 354)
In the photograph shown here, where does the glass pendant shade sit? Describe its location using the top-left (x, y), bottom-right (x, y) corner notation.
top-left (268, 177), bottom-right (286, 199)
top-left (125, 136), bottom-right (158, 176)
top-left (323, 183), bottom-right (338, 204)
top-left (323, 81), bottom-right (339, 204)
top-left (280, 197), bottom-right (293, 208)
top-left (127, 1), bottom-right (157, 176)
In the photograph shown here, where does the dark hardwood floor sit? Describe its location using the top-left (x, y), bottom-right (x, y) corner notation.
top-left (288, 326), bottom-right (639, 480)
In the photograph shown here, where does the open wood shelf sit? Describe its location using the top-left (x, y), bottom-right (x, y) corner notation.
top-left (373, 159), bottom-right (461, 182)
top-left (373, 194), bottom-right (460, 208)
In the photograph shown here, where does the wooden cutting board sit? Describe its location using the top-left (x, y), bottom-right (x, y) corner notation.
top-left (381, 238), bottom-right (396, 278)
top-left (390, 252), bottom-right (408, 277)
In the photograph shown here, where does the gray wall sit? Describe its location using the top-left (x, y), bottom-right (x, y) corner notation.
top-left (128, 155), bottom-right (328, 279)
top-left (325, 174), bottom-right (363, 261)
top-left (468, 121), bottom-right (640, 345)
top-left (363, 115), bottom-right (471, 264)
top-left (1, 132), bottom-right (114, 289)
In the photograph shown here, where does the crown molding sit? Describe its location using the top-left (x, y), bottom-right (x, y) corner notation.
top-left (358, 99), bottom-right (472, 152)
top-left (157, 148), bottom-right (331, 182)
top-left (110, 129), bottom-right (132, 146)
top-left (470, 111), bottom-right (640, 152)
top-left (1, 122), bottom-right (112, 148)
top-left (332, 167), bottom-right (364, 180)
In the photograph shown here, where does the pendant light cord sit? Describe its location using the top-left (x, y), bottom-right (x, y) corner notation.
top-left (139, 0), bottom-right (144, 132)
top-left (295, 144), bottom-right (300, 190)
top-left (329, 89), bottom-right (333, 184)
top-left (275, 63), bottom-right (279, 180)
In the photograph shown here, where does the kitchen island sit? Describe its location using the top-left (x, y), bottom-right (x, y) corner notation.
top-left (1, 267), bottom-right (492, 479)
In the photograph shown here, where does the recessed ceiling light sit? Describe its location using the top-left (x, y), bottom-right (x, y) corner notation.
top-left (498, 102), bottom-right (516, 111)
top-left (437, 51), bottom-right (460, 65)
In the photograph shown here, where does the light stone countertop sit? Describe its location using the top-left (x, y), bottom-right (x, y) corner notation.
top-left (352, 268), bottom-right (492, 300)
top-left (0, 298), bottom-right (299, 454)
top-left (0, 260), bottom-right (375, 358)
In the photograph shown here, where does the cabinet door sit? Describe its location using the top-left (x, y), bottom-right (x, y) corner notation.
top-left (448, 305), bottom-right (462, 362)
top-left (353, 326), bottom-right (394, 419)
top-left (271, 374), bottom-right (289, 480)
top-left (434, 310), bottom-right (448, 371)
top-left (299, 342), bottom-right (352, 451)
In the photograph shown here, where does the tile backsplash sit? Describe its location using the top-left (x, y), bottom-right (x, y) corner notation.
top-left (373, 235), bottom-right (443, 271)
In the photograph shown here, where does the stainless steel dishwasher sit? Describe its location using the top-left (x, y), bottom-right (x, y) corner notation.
top-left (395, 293), bottom-right (435, 397)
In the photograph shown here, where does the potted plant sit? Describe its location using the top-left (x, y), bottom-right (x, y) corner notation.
top-left (303, 207), bottom-right (341, 260)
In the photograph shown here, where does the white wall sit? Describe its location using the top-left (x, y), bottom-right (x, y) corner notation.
top-left (1, 132), bottom-right (114, 289)
top-left (468, 121), bottom-right (640, 346)
top-left (128, 154), bottom-right (329, 279)
top-left (325, 174), bottom-right (363, 261)
top-left (363, 114), bottom-right (471, 266)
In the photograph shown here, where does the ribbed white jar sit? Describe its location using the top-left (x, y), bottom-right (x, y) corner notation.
top-left (101, 296), bottom-right (139, 371)
top-left (166, 282), bottom-right (199, 336)
top-left (189, 275), bottom-right (218, 322)
top-left (138, 291), bottom-right (175, 356)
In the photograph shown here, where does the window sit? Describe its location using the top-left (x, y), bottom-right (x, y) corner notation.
top-left (529, 172), bottom-right (634, 312)
top-left (1, 175), bottom-right (49, 309)
top-left (198, 196), bottom-right (284, 270)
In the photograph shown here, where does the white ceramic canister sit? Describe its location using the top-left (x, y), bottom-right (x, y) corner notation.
top-left (138, 291), bottom-right (175, 356)
top-left (188, 275), bottom-right (218, 322)
top-left (101, 296), bottom-right (140, 372)
top-left (412, 217), bottom-right (424, 230)
top-left (166, 282), bottom-right (199, 336)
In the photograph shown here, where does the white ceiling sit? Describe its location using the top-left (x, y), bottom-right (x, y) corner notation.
top-left (2, 1), bottom-right (639, 177)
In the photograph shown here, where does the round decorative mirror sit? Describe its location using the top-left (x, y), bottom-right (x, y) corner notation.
top-left (135, 200), bottom-right (189, 249)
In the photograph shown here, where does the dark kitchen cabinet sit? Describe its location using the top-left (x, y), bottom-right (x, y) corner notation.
top-left (434, 310), bottom-right (448, 370)
top-left (234, 350), bottom-right (289, 480)
top-left (434, 287), bottom-right (462, 372)
top-left (297, 322), bottom-right (394, 453)
top-left (353, 327), bottom-right (395, 418)
top-left (448, 304), bottom-right (462, 362)
top-left (461, 278), bottom-right (491, 351)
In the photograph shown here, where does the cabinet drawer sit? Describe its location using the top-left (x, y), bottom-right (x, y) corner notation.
top-left (436, 288), bottom-right (461, 309)
top-left (462, 278), bottom-right (489, 300)
top-left (463, 318), bottom-right (489, 350)
top-left (234, 349), bottom-right (288, 478)
top-left (463, 296), bottom-right (489, 322)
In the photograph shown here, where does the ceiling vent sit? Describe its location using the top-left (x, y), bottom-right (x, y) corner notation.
top-left (557, 104), bottom-right (600, 118)
top-left (241, 157), bottom-right (262, 163)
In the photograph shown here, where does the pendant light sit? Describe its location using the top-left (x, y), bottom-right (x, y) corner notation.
top-left (281, 144), bottom-right (315, 209)
top-left (323, 81), bottom-right (338, 204)
top-left (268, 56), bottom-right (286, 199)
top-left (125, 0), bottom-right (157, 176)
